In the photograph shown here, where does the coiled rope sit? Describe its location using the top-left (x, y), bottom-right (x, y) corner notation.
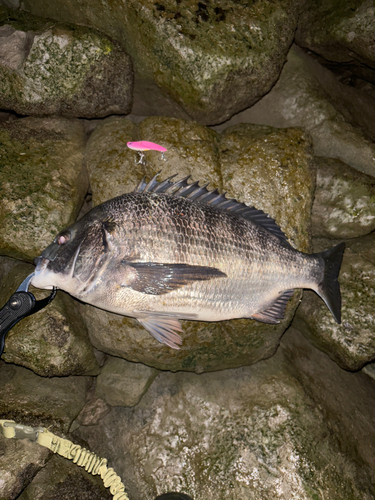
top-left (0, 419), bottom-right (129, 500)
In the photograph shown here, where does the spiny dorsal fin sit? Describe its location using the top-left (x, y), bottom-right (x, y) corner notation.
top-left (134, 172), bottom-right (290, 245)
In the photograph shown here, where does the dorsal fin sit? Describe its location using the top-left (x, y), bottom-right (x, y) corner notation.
top-left (134, 173), bottom-right (291, 245)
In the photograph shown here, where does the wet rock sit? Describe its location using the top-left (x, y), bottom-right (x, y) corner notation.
top-left (214, 45), bottom-right (375, 177)
top-left (0, 116), bottom-right (88, 261)
top-left (95, 357), bottom-right (159, 407)
top-left (311, 157), bottom-right (375, 239)
top-left (74, 349), bottom-right (375, 499)
top-left (280, 327), bottom-right (375, 474)
top-left (0, 260), bottom-right (100, 377)
top-left (294, 233), bottom-right (375, 371)
top-left (85, 116), bottom-right (220, 207)
top-left (295, 0), bottom-right (375, 69)
top-left (219, 124), bottom-right (314, 252)
top-left (81, 120), bottom-right (314, 372)
top-left (0, 435), bottom-right (51, 500)
top-left (17, 454), bottom-right (112, 500)
top-left (120, 0), bottom-right (302, 124)
top-left (0, 11), bottom-right (133, 118)
top-left (0, 361), bottom-right (91, 432)
top-left (18, 0), bottom-right (302, 125)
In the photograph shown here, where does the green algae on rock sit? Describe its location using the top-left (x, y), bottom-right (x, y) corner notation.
top-left (294, 233), bottom-right (375, 371)
top-left (0, 11), bottom-right (133, 118)
top-left (311, 157), bottom-right (375, 239)
top-left (215, 45), bottom-right (375, 177)
top-left (0, 260), bottom-right (100, 377)
top-left (0, 117), bottom-right (88, 261)
top-left (74, 352), bottom-right (375, 500)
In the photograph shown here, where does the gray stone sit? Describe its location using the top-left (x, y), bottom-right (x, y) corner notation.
top-left (96, 357), bottom-right (158, 407)
top-left (295, 0), bottom-right (375, 69)
top-left (0, 435), bottom-right (51, 500)
top-left (0, 361), bottom-right (90, 432)
top-left (18, 0), bottom-right (302, 125)
top-left (0, 116), bottom-right (88, 261)
top-left (311, 157), bottom-right (375, 239)
top-left (0, 11), bottom-right (133, 118)
top-left (213, 45), bottom-right (375, 177)
top-left (294, 233), bottom-right (375, 371)
top-left (81, 119), bottom-right (314, 373)
top-left (75, 349), bottom-right (375, 499)
top-left (17, 454), bottom-right (112, 500)
top-left (0, 260), bottom-right (100, 377)
top-left (362, 362), bottom-right (375, 381)
top-left (280, 327), bottom-right (375, 474)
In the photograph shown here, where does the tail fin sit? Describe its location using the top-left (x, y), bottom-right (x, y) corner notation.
top-left (316, 242), bottom-right (346, 323)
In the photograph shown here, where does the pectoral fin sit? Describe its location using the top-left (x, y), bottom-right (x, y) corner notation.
top-left (136, 313), bottom-right (184, 349)
top-left (121, 262), bottom-right (226, 295)
top-left (251, 289), bottom-right (295, 324)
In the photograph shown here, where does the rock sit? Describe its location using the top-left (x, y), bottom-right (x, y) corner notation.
top-left (17, 454), bottom-right (112, 500)
top-left (85, 116), bottom-right (220, 207)
top-left (74, 349), bottom-right (375, 499)
top-left (0, 10), bottom-right (133, 118)
top-left (81, 119), bottom-right (314, 372)
top-left (0, 361), bottom-right (91, 432)
top-left (295, 0), bottom-right (375, 69)
top-left (311, 157), bottom-right (375, 239)
top-left (213, 45), bottom-right (375, 177)
top-left (280, 327), bottom-right (375, 473)
top-left (0, 435), bottom-right (51, 500)
top-left (362, 362), bottom-right (375, 381)
top-left (0, 260), bottom-right (100, 377)
top-left (119, 0), bottom-right (302, 124)
top-left (0, 116), bottom-right (88, 261)
top-left (17, 0), bottom-right (303, 125)
top-left (95, 357), bottom-right (159, 407)
top-left (294, 233), bottom-right (375, 371)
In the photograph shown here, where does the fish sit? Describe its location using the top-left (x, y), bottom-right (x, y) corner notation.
top-left (31, 174), bottom-right (345, 349)
top-left (127, 141), bottom-right (167, 152)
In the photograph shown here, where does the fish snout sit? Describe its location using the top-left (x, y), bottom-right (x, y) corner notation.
top-left (33, 255), bottom-right (50, 272)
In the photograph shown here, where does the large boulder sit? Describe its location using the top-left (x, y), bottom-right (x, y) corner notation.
top-left (74, 347), bottom-right (375, 499)
top-left (213, 45), bottom-right (375, 177)
top-left (0, 116), bottom-right (88, 261)
top-left (0, 10), bottom-right (133, 118)
top-left (16, 0), bottom-right (304, 124)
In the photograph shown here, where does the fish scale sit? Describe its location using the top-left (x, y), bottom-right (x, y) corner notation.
top-left (32, 174), bottom-right (345, 349)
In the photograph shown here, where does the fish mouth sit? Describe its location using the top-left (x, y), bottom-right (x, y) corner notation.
top-left (33, 256), bottom-right (50, 273)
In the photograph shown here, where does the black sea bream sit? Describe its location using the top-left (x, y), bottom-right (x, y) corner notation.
top-left (32, 175), bottom-right (345, 349)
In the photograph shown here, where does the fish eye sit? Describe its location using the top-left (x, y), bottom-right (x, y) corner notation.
top-left (56, 231), bottom-right (70, 245)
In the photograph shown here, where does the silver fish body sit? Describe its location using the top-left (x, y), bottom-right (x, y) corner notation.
top-left (32, 175), bottom-right (345, 348)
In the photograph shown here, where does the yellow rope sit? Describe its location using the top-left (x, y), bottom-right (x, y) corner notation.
top-left (0, 419), bottom-right (129, 500)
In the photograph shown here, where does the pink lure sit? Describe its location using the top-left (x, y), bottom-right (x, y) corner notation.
top-left (127, 141), bottom-right (167, 152)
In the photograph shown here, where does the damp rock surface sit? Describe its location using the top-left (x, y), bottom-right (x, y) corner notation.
top-left (0, 260), bottom-right (100, 377)
top-left (95, 357), bottom-right (159, 407)
top-left (213, 45), bottom-right (375, 177)
top-left (17, 454), bottom-right (112, 500)
top-left (0, 435), bottom-right (51, 500)
top-left (0, 11), bottom-right (133, 118)
top-left (74, 350), bottom-right (375, 500)
top-left (294, 233), bottom-right (375, 371)
top-left (311, 157), bottom-right (375, 239)
top-left (0, 116), bottom-right (88, 261)
top-left (0, 361), bottom-right (91, 432)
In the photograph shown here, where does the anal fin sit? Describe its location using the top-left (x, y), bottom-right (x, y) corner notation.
top-left (251, 289), bottom-right (295, 324)
top-left (137, 313), bottom-right (184, 349)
